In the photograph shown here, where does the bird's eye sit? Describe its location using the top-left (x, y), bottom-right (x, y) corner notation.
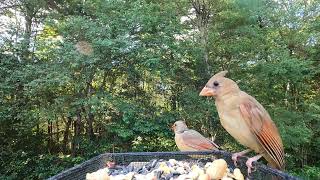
top-left (213, 81), bottom-right (219, 87)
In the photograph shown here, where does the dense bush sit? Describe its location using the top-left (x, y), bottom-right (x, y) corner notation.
top-left (0, 0), bottom-right (319, 179)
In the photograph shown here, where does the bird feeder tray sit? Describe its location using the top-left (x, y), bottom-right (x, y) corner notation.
top-left (48, 150), bottom-right (299, 180)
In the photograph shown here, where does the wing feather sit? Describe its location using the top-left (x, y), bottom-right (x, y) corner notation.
top-left (181, 130), bottom-right (219, 150)
top-left (239, 100), bottom-right (284, 169)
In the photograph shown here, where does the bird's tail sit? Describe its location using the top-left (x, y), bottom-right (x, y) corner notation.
top-left (267, 161), bottom-right (286, 180)
top-left (264, 155), bottom-right (285, 180)
top-left (263, 152), bottom-right (285, 170)
top-left (268, 162), bottom-right (284, 171)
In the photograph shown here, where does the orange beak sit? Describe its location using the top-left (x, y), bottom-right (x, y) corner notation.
top-left (171, 124), bottom-right (175, 132)
top-left (199, 86), bottom-right (215, 96)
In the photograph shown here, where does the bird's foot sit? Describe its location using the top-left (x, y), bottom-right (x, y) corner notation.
top-left (245, 159), bottom-right (254, 174)
top-left (232, 153), bottom-right (241, 166)
top-left (231, 149), bottom-right (252, 166)
top-left (245, 154), bottom-right (263, 175)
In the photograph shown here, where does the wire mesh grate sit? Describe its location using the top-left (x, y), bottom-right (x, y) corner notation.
top-left (48, 150), bottom-right (300, 180)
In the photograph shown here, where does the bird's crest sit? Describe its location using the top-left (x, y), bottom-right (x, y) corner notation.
top-left (213, 71), bottom-right (228, 78)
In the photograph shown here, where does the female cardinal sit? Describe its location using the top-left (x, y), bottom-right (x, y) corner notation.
top-left (199, 71), bottom-right (284, 173)
top-left (172, 121), bottom-right (219, 151)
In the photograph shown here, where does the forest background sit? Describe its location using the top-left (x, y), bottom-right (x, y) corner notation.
top-left (0, 0), bottom-right (319, 179)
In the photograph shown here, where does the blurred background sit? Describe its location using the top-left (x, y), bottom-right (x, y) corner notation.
top-left (0, 0), bottom-right (319, 179)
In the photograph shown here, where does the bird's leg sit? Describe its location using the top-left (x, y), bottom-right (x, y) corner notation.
top-left (246, 154), bottom-right (263, 174)
top-left (232, 149), bottom-right (252, 166)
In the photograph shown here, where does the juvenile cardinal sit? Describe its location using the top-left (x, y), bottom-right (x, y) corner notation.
top-left (199, 71), bottom-right (284, 172)
top-left (172, 121), bottom-right (219, 151)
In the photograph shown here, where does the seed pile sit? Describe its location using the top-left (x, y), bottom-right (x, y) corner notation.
top-left (86, 158), bottom-right (244, 180)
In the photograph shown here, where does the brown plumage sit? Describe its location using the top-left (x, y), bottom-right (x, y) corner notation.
top-left (199, 71), bottom-right (284, 170)
top-left (172, 121), bottom-right (219, 151)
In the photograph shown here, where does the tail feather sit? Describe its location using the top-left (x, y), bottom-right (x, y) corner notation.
top-left (267, 161), bottom-right (285, 180)
top-left (264, 153), bottom-right (285, 170)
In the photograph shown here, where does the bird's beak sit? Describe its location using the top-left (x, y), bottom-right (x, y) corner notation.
top-left (171, 125), bottom-right (175, 132)
top-left (199, 86), bottom-right (215, 96)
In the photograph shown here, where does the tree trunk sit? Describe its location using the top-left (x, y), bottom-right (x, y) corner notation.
top-left (199, 24), bottom-right (210, 75)
top-left (171, 88), bottom-right (177, 111)
top-left (72, 111), bottom-right (82, 157)
top-left (56, 121), bottom-right (59, 142)
top-left (192, 0), bottom-right (211, 76)
top-left (63, 117), bottom-right (72, 154)
top-left (36, 124), bottom-right (39, 135)
top-left (85, 78), bottom-right (95, 141)
top-left (21, 3), bottom-right (36, 60)
top-left (47, 121), bottom-right (53, 153)
top-left (87, 111), bottom-right (95, 141)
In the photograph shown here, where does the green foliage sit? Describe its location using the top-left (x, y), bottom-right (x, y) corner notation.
top-left (290, 165), bottom-right (320, 180)
top-left (0, 0), bottom-right (320, 179)
top-left (0, 151), bottom-right (85, 180)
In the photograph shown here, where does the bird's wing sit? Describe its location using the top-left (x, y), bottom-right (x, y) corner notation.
top-left (181, 130), bottom-right (219, 150)
top-left (239, 97), bottom-right (284, 169)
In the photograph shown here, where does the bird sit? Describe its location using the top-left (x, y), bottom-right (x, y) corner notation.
top-left (199, 71), bottom-right (284, 173)
top-left (172, 120), bottom-right (219, 151)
